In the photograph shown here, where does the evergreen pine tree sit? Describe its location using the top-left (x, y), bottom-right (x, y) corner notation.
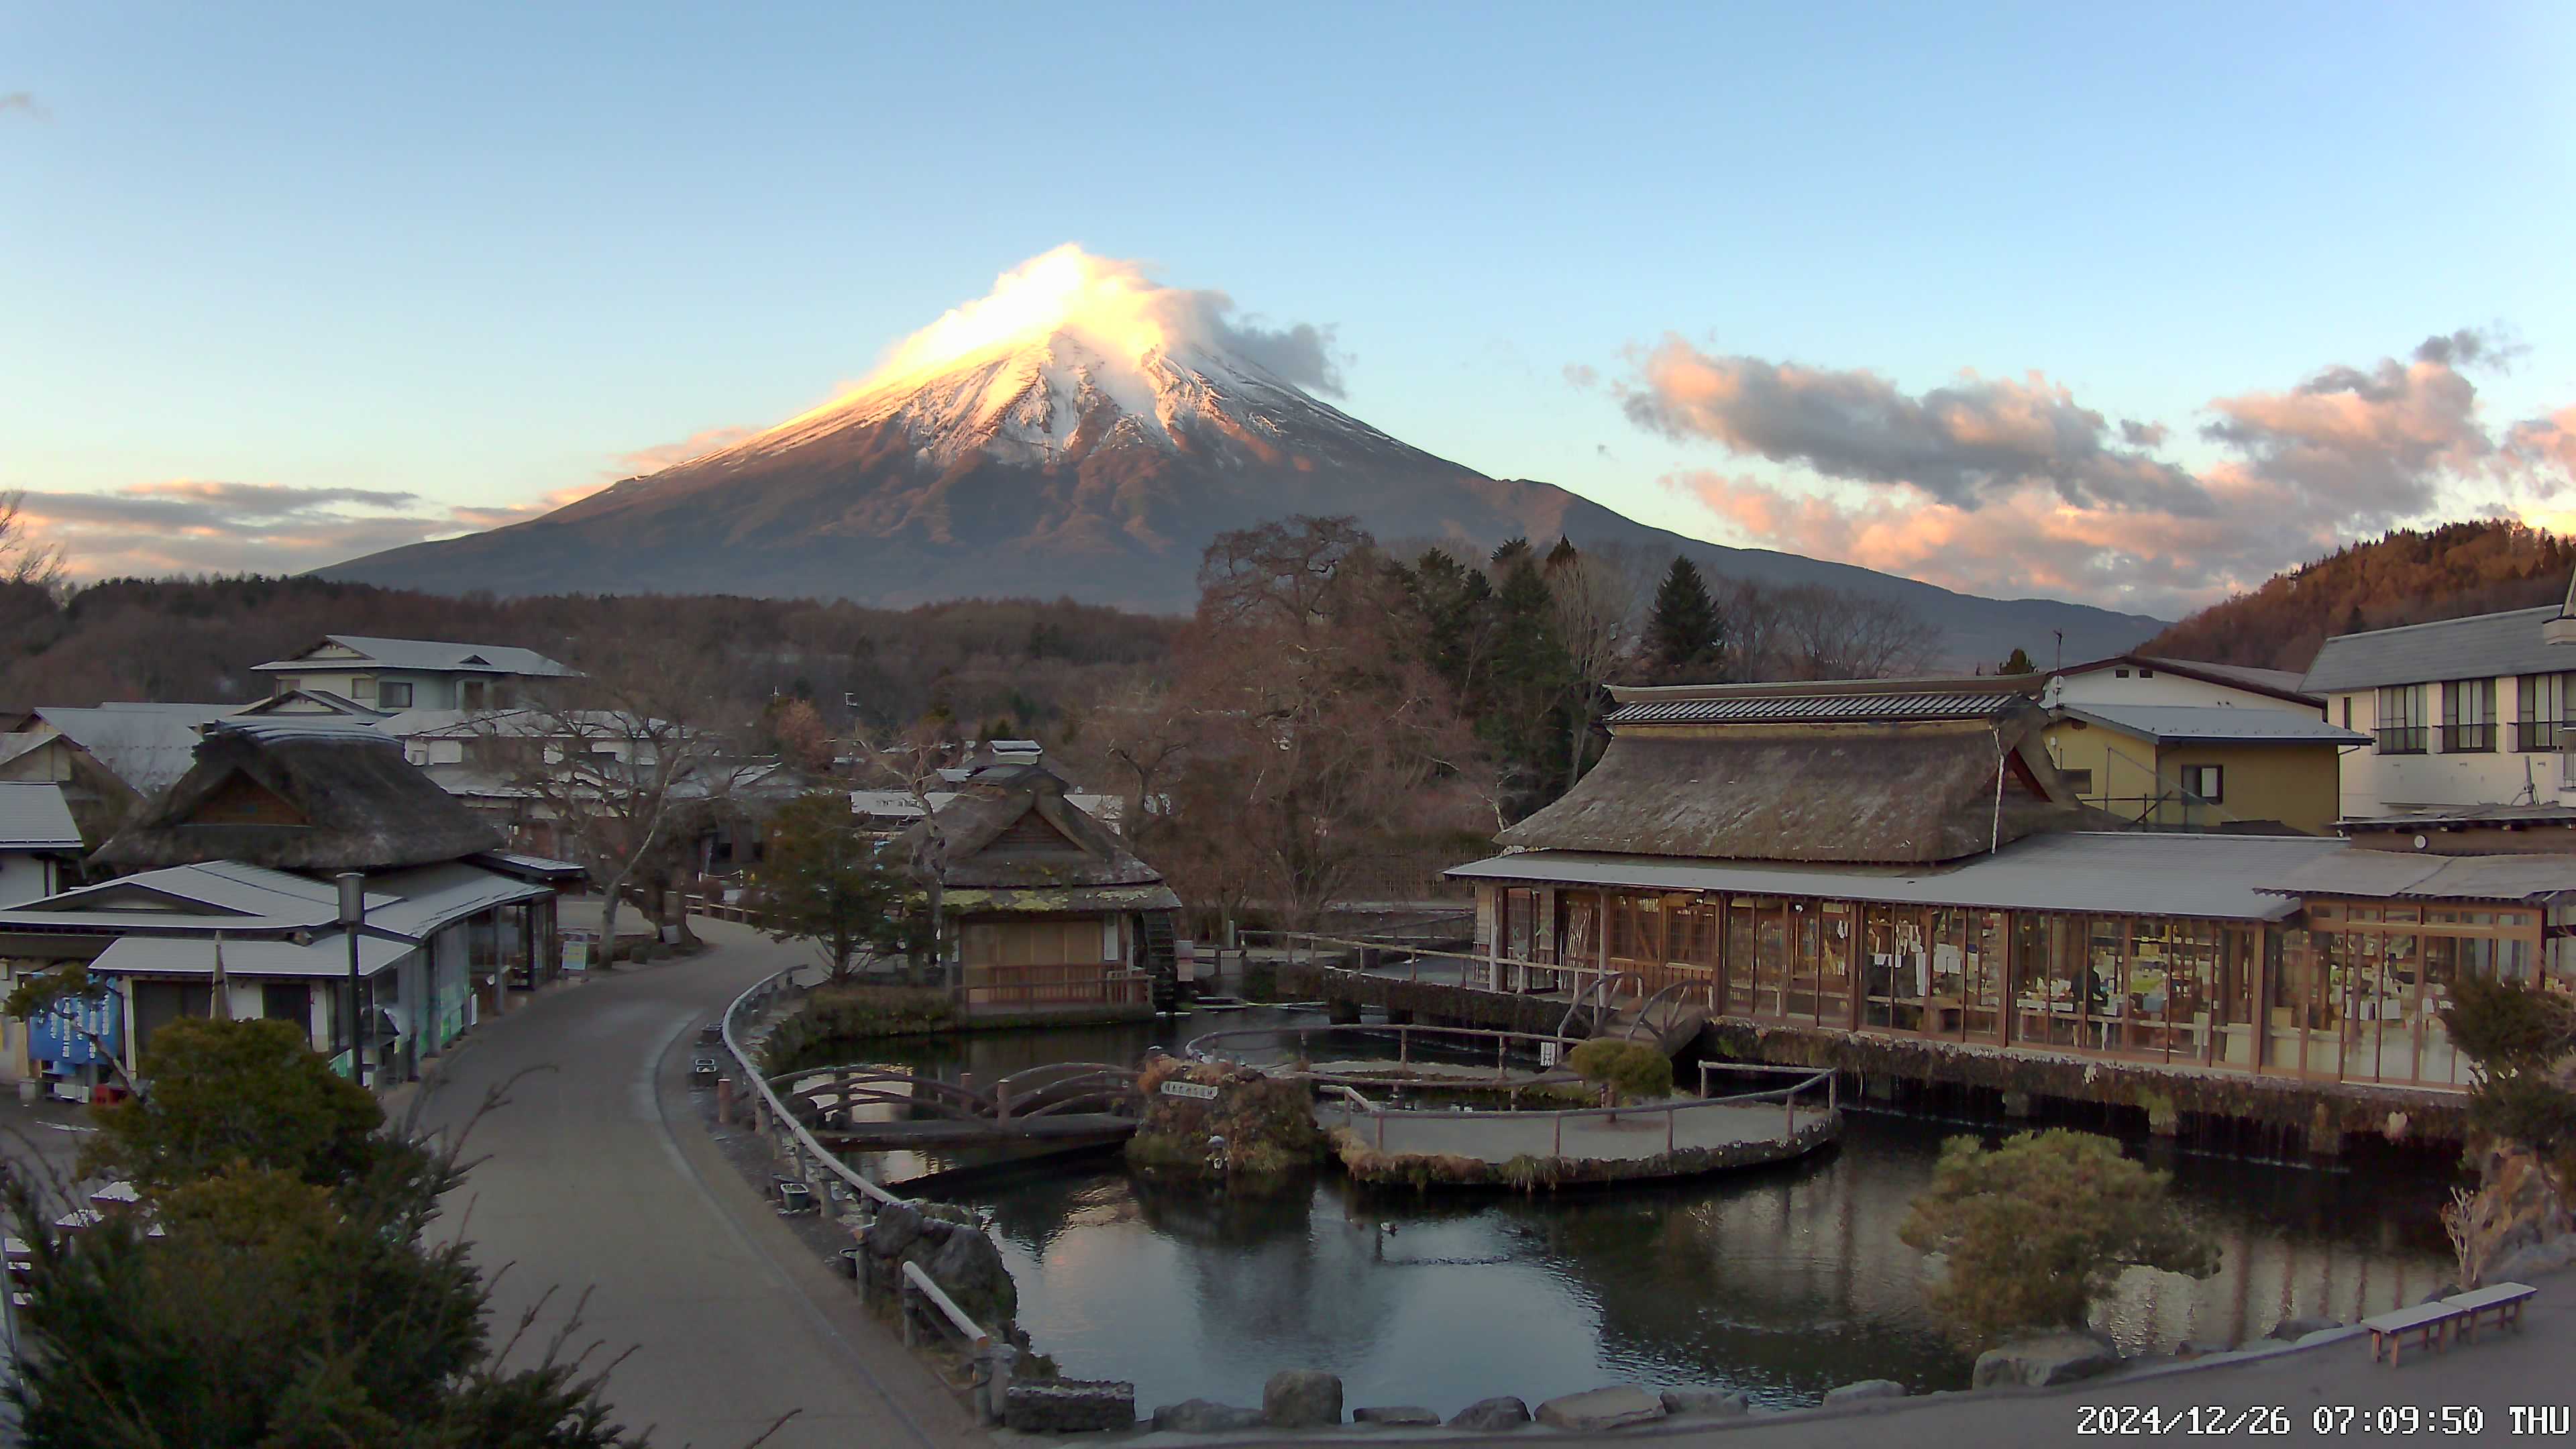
top-left (1644, 556), bottom-right (1725, 681)
top-left (1996, 646), bottom-right (2037, 675)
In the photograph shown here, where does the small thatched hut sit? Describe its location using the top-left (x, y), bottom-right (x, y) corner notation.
top-left (906, 761), bottom-right (1180, 1018)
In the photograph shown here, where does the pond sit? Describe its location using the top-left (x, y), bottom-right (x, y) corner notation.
top-left (823, 1008), bottom-right (2461, 1415)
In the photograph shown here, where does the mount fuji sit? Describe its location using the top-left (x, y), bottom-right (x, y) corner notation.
top-left (325, 250), bottom-right (2165, 663)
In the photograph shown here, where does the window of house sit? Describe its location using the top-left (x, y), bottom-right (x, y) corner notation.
top-left (2375, 684), bottom-right (2428, 753)
top-left (2180, 764), bottom-right (2223, 802)
top-left (2138, 667), bottom-right (2155, 678)
top-left (2516, 671), bottom-right (2576, 751)
top-left (378, 680), bottom-right (414, 708)
top-left (2114, 667), bottom-right (2131, 678)
top-left (271, 676), bottom-right (299, 697)
top-left (460, 680), bottom-right (490, 710)
top-left (2443, 678), bottom-right (2497, 753)
top-left (2063, 767), bottom-right (2095, 794)
top-left (350, 676), bottom-right (374, 702)
top-left (2341, 696), bottom-right (2353, 731)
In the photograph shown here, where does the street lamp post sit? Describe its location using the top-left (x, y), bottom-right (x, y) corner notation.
top-left (337, 871), bottom-right (366, 1088)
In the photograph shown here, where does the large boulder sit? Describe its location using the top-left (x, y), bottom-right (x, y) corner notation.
top-left (1660, 1388), bottom-right (1748, 1417)
top-left (925, 1218), bottom-right (1018, 1328)
top-left (1352, 1405), bottom-right (1442, 1426)
top-left (1150, 1399), bottom-right (1265, 1432)
top-left (863, 1200), bottom-right (924, 1257)
top-left (1972, 1330), bottom-right (2123, 1389)
top-left (1448, 1396), bottom-right (1532, 1431)
top-left (1536, 1385), bottom-right (1666, 1432)
top-left (1823, 1379), bottom-right (1907, 1406)
top-left (1264, 1369), bottom-right (1344, 1428)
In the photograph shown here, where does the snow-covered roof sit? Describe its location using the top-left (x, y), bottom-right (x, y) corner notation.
top-left (253, 635), bottom-right (574, 678)
top-left (0, 784), bottom-right (81, 851)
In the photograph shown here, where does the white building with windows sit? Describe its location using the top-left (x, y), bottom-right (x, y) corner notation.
top-left (2303, 599), bottom-right (2576, 820)
top-left (252, 635), bottom-right (575, 712)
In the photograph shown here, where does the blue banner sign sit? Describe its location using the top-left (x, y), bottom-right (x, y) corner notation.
top-left (28, 990), bottom-right (123, 1067)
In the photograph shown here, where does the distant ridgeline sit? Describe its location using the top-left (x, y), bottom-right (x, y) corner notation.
top-left (2144, 521), bottom-right (2576, 674)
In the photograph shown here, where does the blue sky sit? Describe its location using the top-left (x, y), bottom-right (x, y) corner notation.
top-left (5, 3), bottom-right (2573, 612)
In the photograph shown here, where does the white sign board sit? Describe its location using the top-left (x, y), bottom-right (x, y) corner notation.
top-left (1160, 1080), bottom-right (1220, 1101)
top-left (1539, 1040), bottom-right (1560, 1069)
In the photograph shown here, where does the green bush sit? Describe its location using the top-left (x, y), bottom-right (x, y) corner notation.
top-left (1565, 1038), bottom-right (1673, 1104)
top-left (1899, 1128), bottom-right (2219, 1347)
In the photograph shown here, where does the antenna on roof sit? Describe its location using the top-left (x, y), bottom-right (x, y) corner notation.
top-left (2053, 629), bottom-right (2063, 674)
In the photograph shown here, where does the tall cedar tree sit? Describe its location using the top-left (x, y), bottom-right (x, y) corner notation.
top-left (7, 1018), bottom-right (643, 1447)
top-left (1644, 555), bottom-right (1726, 682)
top-left (1483, 547), bottom-right (1577, 815)
top-left (1996, 647), bottom-right (2037, 675)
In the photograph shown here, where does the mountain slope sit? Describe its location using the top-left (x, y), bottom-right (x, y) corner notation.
top-left (2142, 521), bottom-right (2576, 672)
top-left (328, 326), bottom-right (2163, 666)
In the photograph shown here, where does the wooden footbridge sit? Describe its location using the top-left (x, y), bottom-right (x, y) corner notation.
top-left (769, 1061), bottom-right (1148, 1149)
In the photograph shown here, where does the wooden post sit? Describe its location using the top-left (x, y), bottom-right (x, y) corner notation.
top-left (1375, 1107), bottom-right (1386, 1151)
top-left (1552, 1112), bottom-right (1563, 1157)
top-left (1784, 1085), bottom-right (1795, 1138)
top-left (1666, 1104), bottom-right (1676, 1155)
top-left (1828, 1071), bottom-right (1838, 1112)
top-left (1399, 1028), bottom-right (1409, 1065)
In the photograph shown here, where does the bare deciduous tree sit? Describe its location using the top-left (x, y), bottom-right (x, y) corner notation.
top-left (482, 647), bottom-right (761, 961)
top-left (1544, 541), bottom-right (1642, 790)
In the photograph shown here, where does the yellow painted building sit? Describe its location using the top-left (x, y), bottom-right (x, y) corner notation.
top-left (2042, 704), bottom-right (2363, 835)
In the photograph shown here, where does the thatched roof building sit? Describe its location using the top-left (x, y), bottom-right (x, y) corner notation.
top-left (909, 763), bottom-right (1180, 912)
top-left (1499, 677), bottom-right (2080, 866)
top-left (93, 718), bottom-right (499, 873)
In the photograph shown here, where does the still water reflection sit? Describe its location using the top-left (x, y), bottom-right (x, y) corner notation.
top-left (834, 1010), bottom-right (2461, 1414)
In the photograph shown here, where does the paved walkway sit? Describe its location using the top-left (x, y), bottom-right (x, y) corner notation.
top-left (411, 919), bottom-right (987, 1449)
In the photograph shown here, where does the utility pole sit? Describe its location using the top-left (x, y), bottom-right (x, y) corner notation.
top-left (338, 872), bottom-right (368, 1088)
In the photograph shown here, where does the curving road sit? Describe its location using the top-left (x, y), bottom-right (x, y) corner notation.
top-left (413, 918), bottom-right (987, 1449)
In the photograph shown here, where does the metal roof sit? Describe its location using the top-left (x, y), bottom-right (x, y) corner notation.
top-left (1447, 832), bottom-right (2352, 921)
top-left (254, 635), bottom-right (574, 678)
top-left (2258, 850), bottom-right (2576, 904)
top-left (1608, 692), bottom-right (2019, 727)
top-left (0, 784), bottom-right (80, 850)
top-left (2302, 606), bottom-right (2576, 693)
top-left (32, 704), bottom-right (231, 794)
top-left (90, 931), bottom-right (414, 979)
top-left (2055, 704), bottom-right (2368, 745)
top-left (362, 861), bottom-right (551, 940)
top-left (0, 859), bottom-right (531, 941)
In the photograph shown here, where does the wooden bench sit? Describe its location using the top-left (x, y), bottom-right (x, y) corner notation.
top-left (2444, 1281), bottom-right (2537, 1344)
top-left (2361, 1301), bottom-right (2470, 1365)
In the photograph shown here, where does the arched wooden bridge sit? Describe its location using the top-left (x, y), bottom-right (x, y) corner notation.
top-left (767, 1061), bottom-right (1146, 1147)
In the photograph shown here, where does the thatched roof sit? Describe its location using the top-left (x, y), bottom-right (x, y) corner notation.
top-left (94, 719), bottom-right (499, 873)
top-left (908, 763), bottom-right (1168, 894)
top-left (1499, 696), bottom-right (2079, 866)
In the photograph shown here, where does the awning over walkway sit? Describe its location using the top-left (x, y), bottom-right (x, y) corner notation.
top-left (1448, 832), bottom-right (2352, 922)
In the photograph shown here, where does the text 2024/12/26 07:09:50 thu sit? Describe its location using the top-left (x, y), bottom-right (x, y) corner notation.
top-left (2076, 1403), bottom-right (2574, 1434)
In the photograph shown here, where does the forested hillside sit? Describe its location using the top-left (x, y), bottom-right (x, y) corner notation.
top-left (2142, 521), bottom-right (2576, 672)
top-left (0, 576), bottom-right (1181, 737)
